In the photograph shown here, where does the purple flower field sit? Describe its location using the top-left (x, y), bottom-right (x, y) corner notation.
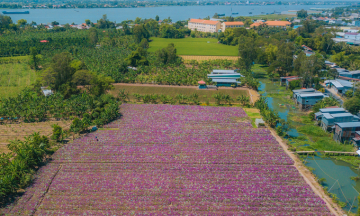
top-left (6, 104), bottom-right (331, 215)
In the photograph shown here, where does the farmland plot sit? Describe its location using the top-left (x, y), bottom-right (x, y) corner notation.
top-left (5, 104), bottom-right (331, 215)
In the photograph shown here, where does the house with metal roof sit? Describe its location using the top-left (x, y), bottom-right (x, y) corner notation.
top-left (321, 112), bottom-right (357, 132)
top-left (207, 73), bottom-right (242, 79)
top-left (207, 70), bottom-right (242, 87)
top-left (352, 131), bottom-right (360, 146)
top-left (211, 69), bottom-right (239, 74)
top-left (325, 79), bottom-right (353, 94)
top-left (280, 76), bottom-right (298, 86)
top-left (295, 92), bottom-right (326, 110)
top-left (292, 88), bottom-right (316, 99)
top-left (315, 107), bottom-right (346, 120)
top-left (211, 78), bottom-right (241, 87)
top-left (334, 122), bottom-right (360, 143)
top-left (339, 70), bottom-right (360, 79)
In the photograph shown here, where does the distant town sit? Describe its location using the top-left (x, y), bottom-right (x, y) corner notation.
top-left (0, 0), bottom-right (352, 9)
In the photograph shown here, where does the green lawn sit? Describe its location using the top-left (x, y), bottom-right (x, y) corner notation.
top-left (148, 37), bottom-right (238, 56)
top-left (0, 56), bottom-right (37, 98)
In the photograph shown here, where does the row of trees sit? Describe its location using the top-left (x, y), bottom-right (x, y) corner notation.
top-left (117, 89), bottom-right (250, 106)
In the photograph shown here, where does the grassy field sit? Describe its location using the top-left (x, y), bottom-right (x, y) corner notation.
top-left (148, 37), bottom-right (238, 56)
top-left (0, 56), bottom-right (37, 98)
top-left (110, 84), bottom-right (248, 103)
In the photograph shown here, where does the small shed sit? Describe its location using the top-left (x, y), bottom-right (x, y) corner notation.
top-left (198, 80), bottom-right (207, 89)
top-left (280, 76), bottom-right (298, 86)
top-left (41, 87), bottom-right (53, 97)
top-left (255, 118), bottom-right (265, 128)
top-left (334, 122), bottom-right (360, 143)
top-left (352, 131), bottom-right (360, 147)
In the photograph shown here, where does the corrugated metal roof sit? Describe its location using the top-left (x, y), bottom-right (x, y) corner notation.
top-left (336, 79), bottom-right (353, 88)
top-left (328, 80), bottom-right (343, 88)
top-left (315, 112), bottom-right (322, 117)
top-left (208, 73), bottom-right (241, 76)
top-left (349, 70), bottom-right (360, 75)
top-left (212, 70), bottom-right (237, 74)
top-left (322, 113), bottom-right (334, 119)
top-left (298, 93), bottom-right (324, 97)
top-left (336, 122), bottom-right (360, 128)
top-left (292, 88), bottom-right (315, 93)
top-left (211, 79), bottom-right (238, 83)
top-left (319, 108), bottom-right (346, 113)
top-left (331, 113), bottom-right (353, 117)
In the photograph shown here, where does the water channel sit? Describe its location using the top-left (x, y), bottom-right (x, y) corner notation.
top-left (258, 78), bottom-right (360, 213)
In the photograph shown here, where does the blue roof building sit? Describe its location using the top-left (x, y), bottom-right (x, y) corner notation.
top-left (292, 88), bottom-right (316, 99)
top-left (315, 108), bottom-right (346, 121)
top-left (295, 92), bottom-right (326, 110)
top-left (325, 79), bottom-right (353, 94)
top-left (321, 112), bottom-right (357, 132)
top-left (339, 70), bottom-right (360, 79)
top-left (208, 69), bottom-right (242, 87)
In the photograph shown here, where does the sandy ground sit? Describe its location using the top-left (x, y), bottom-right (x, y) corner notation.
top-left (268, 127), bottom-right (345, 216)
top-left (179, 55), bottom-right (239, 62)
top-left (0, 121), bottom-right (72, 153)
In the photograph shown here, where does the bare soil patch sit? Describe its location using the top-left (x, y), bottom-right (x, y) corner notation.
top-left (0, 121), bottom-right (71, 153)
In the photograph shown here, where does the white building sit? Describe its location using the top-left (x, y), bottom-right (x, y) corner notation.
top-left (188, 19), bottom-right (221, 33)
top-left (221, 21), bottom-right (244, 32)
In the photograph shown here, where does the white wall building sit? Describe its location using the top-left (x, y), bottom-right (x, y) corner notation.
top-left (188, 19), bottom-right (221, 33)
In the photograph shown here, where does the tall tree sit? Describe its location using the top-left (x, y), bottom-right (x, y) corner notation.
top-left (88, 27), bottom-right (98, 45)
top-left (238, 36), bottom-right (258, 71)
top-left (29, 47), bottom-right (39, 70)
top-left (133, 24), bottom-right (150, 43)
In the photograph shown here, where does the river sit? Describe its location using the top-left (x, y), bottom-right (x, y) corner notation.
top-left (259, 78), bottom-right (360, 213)
top-left (2, 4), bottom-right (341, 24)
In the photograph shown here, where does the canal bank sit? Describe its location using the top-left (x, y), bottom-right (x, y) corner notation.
top-left (258, 78), bottom-right (360, 214)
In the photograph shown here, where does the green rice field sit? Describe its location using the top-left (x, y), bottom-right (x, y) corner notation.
top-left (148, 38), bottom-right (238, 56)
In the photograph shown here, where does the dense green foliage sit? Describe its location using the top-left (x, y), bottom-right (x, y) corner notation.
top-left (0, 89), bottom-right (120, 125)
top-left (254, 97), bottom-right (280, 128)
top-left (0, 133), bottom-right (50, 205)
top-left (0, 29), bottom-right (91, 57)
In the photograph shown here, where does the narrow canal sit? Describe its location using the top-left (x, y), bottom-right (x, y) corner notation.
top-left (259, 78), bottom-right (360, 213)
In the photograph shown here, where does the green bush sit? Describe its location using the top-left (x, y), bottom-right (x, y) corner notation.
top-left (0, 133), bottom-right (50, 204)
top-left (51, 124), bottom-right (63, 142)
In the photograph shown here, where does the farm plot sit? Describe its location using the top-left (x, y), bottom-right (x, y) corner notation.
top-left (5, 104), bottom-right (331, 215)
top-left (0, 121), bottom-right (71, 153)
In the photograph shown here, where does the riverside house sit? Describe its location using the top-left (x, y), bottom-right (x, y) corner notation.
top-left (334, 122), bottom-right (360, 143)
top-left (320, 112), bottom-right (358, 132)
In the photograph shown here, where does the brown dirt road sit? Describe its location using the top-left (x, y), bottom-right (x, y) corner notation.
top-left (268, 128), bottom-right (345, 216)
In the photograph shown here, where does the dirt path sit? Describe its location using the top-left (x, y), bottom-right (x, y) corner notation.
top-left (268, 128), bottom-right (345, 216)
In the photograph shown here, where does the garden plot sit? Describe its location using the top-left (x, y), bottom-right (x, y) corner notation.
top-left (5, 104), bottom-right (331, 215)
